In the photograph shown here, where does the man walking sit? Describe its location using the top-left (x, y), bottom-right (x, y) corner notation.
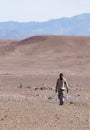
top-left (55, 73), bottom-right (69, 105)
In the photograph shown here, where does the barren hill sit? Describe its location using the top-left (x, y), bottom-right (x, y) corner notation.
top-left (0, 35), bottom-right (90, 78)
top-left (1, 35), bottom-right (90, 57)
top-left (18, 35), bottom-right (90, 57)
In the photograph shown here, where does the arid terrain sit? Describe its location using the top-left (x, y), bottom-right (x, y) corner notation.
top-left (0, 35), bottom-right (90, 130)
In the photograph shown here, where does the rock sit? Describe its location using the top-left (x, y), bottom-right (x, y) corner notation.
top-left (34, 87), bottom-right (38, 90)
top-left (70, 101), bottom-right (75, 104)
top-left (19, 84), bottom-right (23, 88)
top-left (1, 118), bottom-right (4, 121)
top-left (40, 87), bottom-right (46, 90)
top-left (4, 115), bottom-right (7, 118)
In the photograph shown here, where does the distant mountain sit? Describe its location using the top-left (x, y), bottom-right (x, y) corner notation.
top-left (0, 13), bottom-right (90, 39)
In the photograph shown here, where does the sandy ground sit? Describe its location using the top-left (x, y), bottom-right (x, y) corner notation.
top-left (0, 83), bottom-right (89, 130)
top-left (0, 36), bottom-right (90, 130)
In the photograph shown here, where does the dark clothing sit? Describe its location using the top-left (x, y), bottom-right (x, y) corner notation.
top-left (55, 77), bottom-right (69, 105)
top-left (58, 89), bottom-right (65, 105)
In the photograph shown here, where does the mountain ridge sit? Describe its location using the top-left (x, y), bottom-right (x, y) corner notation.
top-left (0, 13), bottom-right (90, 39)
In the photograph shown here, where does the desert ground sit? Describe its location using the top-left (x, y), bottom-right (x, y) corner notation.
top-left (0, 35), bottom-right (90, 130)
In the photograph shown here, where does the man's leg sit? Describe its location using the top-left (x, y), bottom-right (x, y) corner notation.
top-left (58, 90), bottom-right (64, 105)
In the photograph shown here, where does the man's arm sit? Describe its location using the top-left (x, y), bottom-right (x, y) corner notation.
top-left (55, 79), bottom-right (58, 93)
top-left (64, 79), bottom-right (69, 93)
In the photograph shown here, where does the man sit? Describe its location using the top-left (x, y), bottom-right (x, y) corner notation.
top-left (55, 73), bottom-right (69, 105)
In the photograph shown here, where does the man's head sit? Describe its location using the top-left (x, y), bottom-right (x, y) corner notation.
top-left (59, 73), bottom-right (63, 80)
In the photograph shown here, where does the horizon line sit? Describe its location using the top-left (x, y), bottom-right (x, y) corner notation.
top-left (0, 12), bottom-right (90, 23)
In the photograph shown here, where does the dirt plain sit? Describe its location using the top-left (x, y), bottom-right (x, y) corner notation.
top-left (0, 35), bottom-right (90, 130)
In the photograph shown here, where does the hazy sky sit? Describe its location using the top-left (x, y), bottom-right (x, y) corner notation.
top-left (0, 0), bottom-right (90, 22)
